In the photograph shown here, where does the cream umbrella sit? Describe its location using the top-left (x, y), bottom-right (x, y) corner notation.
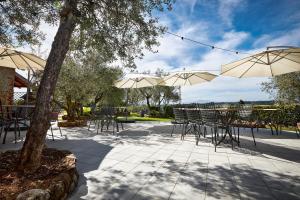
top-left (0, 47), bottom-right (46, 104)
top-left (0, 47), bottom-right (46, 71)
top-left (115, 74), bottom-right (163, 89)
top-left (221, 46), bottom-right (300, 77)
top-left (114, 74), bottom-right (163, 121)
top-left (162, 71), bottom-right (218, 87)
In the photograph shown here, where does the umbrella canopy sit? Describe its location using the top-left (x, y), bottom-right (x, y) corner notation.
top-left (0, 47), bottom-right (46, 71)
top-left (114, 74), bottom-right (163, 88)
top-left (221, 47), bottom-right (300, 78)
top-left (162, 71), bottom-right (217, 86)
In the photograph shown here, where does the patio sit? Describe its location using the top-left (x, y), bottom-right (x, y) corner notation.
top-left (1, 122), bottom-right (299, 200)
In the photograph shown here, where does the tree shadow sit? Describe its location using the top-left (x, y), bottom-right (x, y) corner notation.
top-left (45, 138), bottom-right (113, 199)
top-left (236, 127), bottom-right (299, 140)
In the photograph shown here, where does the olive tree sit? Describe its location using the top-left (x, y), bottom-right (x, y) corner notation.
top-left (0, 0), bottom-right (173, 172)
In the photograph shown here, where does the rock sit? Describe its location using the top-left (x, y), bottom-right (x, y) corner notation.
top-left (16, 189), bottom-right (50, 200)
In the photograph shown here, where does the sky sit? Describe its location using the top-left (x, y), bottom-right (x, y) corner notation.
top-left (18, 0), bottom-right (300, 103)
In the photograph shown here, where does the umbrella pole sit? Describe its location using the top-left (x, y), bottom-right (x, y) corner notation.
top-left (126, 88), bottom-right (128, 120)
top-left (26, 70), bottom-right (30, 105)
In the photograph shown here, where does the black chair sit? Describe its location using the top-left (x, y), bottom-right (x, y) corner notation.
top-left (185, 108), bottom-right (203, 145)
top-left (88, 104), bottom-right (100, 131)
top-left (199, 104), bottom-right (218, 146)
top-left (49, 111), bottom-right (62, 140)
top-left (236, 104), bottom-right (256, 146)
top-left (171, 108), bottom-right (189, 139)
top-left (1, 105), bottom-right (21, 144)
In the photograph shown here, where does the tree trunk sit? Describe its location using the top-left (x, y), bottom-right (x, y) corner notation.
top-left (18, 1), bottom-right (77, 172)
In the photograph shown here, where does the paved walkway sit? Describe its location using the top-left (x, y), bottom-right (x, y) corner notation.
top-left (1, 122), bottom-right (300, 200)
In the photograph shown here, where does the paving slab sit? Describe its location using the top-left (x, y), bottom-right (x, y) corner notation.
top-left (1, 122), bottom-right (300, 200)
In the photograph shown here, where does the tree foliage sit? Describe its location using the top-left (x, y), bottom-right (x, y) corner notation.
top-left (261, 72), bottom-right (300, 103)
top-left (1, 0), bottom-right (174, 171)
top-left (1, 0), bottom-right (173, 66)
top-left (54, 50), bottom-right (123, 119)
top-left (131, 68), bottom-right (180, 109)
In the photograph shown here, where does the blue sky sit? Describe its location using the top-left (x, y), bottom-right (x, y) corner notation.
top-left (133, 0), bottom-right (300, 102)
top-left (19, 0), bottom-right (300, 103)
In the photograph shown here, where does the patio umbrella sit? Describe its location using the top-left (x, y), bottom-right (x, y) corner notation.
top-left (114, 74), bottom-right (163, 89)
top-left (0, 47), bottom-right (46, 71)
top-left (221, 46), bottom-right (300, 78)
top-left (0, 47), bottom-right (46, 104)
top-left (162, 71), bottom-right (218, 87)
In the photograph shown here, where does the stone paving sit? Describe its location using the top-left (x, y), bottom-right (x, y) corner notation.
top-left (1, 122), bottom-right (300, 200)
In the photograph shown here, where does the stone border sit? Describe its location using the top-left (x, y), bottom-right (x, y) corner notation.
top-left (17, 154), bottom-right (79, 200)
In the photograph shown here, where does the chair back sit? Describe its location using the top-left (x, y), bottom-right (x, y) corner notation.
top-left (49, 112), bottom-right (59, 121)
top-left (173, 108), bottom-right (188, 123)
top-left (186, 109), bottom-right (201, 123)
top-left (199, 102), bottom-right (217, 125)
top-left (238, 104), bottom-right (253, 120)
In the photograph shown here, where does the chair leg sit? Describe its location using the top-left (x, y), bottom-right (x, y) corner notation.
top-left (50, 124), bottom-right (54, 141)
top-left (171, 124), bottom-right (175, 136)
top-left (3, 126), bottom-right (8, 144)
top-left (181, 124), bottom-right (185, 140)
top-left (237, 127), bottom-right (240, 147)
top-left (116, 121), bottom-right (119, 132)
top-left (17, 121), bottom-right (21, 138)
top-left (0, 125), bottom-right (3, 138)
top-left (88, 119), bottom-right (92, 130)
top-left (59, 126), bottom-right (62, 136)
top-left (97, 120), bottom-right (101, 134)
top-left (214, 127), bottom-right (217, 152)
top-left (14, 121), bottom-right (17, 144)
top-left (251, 128), bottom-right (256, 146)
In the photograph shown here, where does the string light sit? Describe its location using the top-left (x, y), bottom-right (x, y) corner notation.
top-left (165, 31), bottom-right (250, 55)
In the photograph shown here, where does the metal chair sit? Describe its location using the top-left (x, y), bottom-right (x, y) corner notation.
top-left (236, 104), bottom-right (256, 146)
top-left (1, 105), bottom-right (21, 144)
top-left (199, 103), bottom-right (218, 146)
top-left (49, 111), bottom-right (62, 140)
top-left (185, 108), bottom-right (203, 145)
top-left (171, 108), bottom-right (188, 139)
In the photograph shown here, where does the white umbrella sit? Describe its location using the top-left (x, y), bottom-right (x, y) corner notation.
top-left (162, 71), bottom-right (217, 86)
top-left (115, 74), bottom-right (163, 89)
top-left (0, 47), bottom-right (46, 71)
top-left (0, 47), bottom-right (46, 104)
top-left (221, 46), bottom-right (300, 78)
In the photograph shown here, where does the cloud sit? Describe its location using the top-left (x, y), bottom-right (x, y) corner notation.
top-left (218, 0), bottom-right (245, 27)
top-left (252, 25), bottom-right (300, 49)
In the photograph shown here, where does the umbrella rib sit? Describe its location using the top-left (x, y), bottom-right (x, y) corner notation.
top-left (130, 79), bottom-right (136, 89)
top-left (18, 55), bottom-right (35, 72)
top-left (270, 52), bottom-right (300, 65)
top-left (184, 78), bottom-right (188, 86)
top-left (194, 74), bottom-right (215, 82)
top-left (172, 75), bottom-right (181, 86)
top-left (221, 56), bottom-right (255, 74)
top-left (239, 53), bottom-right (266, 78)
top-left (270, 64), bottom-right (274, 76)
top-left (187, 78), bottom-right (192, 86)
top-left (0, 49), bottom-right (8, 57)
top-left (144, 78), bottom-right (156, 87)
top-left (163, 74), bottom-right (176, 82)
top-left (7, 55), bottom-right (21, 70)
top-left (19, 53), bottom-right (45, 68)
top-left (118, 79), bottom-right (129, 88)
